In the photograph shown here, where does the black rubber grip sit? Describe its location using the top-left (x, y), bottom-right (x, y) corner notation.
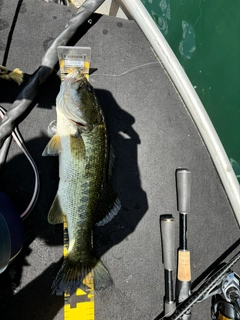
top-left (176, 169), bottom-right (191, 213)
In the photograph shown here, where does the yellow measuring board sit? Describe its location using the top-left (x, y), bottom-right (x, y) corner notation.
top-left (58, 47), bottom-right (94, 319)
top-left (63, 217), bottom-right (95, 320)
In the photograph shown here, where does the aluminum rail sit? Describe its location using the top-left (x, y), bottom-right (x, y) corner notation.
top-left (118, 0), bottom-right (240, 227)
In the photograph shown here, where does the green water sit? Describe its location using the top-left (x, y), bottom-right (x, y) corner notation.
top-left (141, 0), bottom-right (240, 182)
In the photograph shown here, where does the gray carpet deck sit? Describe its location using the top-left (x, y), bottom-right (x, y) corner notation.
top-left (0, 1), bottom-right (239, 319)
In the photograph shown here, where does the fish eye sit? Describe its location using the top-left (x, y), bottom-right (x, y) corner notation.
top-left (87, 84), bottom-right (92, 92)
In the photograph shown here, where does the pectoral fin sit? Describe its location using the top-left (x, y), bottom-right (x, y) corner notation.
top-left (95, 184), bottom-right (121, 226)
top-left (42, 134), bottom-right (61, 156)
top-left (48, 195), bottom-right (65, 224)
top-left (47, 120), bottom-right (57, 137)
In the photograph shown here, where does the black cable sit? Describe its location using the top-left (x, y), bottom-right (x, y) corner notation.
top-left (0, 135), bottom-right (12, 175)
top-left (0, 106), bottom-right (40, 219)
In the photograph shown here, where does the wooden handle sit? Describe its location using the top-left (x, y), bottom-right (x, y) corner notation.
top-left (177, 250), bottom-right (191, 282)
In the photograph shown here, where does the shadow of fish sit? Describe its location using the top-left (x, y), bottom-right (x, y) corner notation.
top-left (43, 69), bottom-right (121, 295)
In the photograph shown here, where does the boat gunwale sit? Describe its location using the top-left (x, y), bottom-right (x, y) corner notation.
top-left (117, 0), bottom-right (240, 227)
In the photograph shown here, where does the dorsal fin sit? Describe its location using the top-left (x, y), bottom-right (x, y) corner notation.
top-left (95, 184), bottom-right (121, 226)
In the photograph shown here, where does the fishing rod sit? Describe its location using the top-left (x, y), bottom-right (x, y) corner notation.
top-left (168, 251), bottom-right (240, 320)
top-left (159, 168), bottom-right (240, 320)
top-left (211, 271), bottom-right (240, 319)
top-left (175, 169), bottom-right (192, 319)
top-left (159, 237), bottom-right (240, 320)
top-left (160, 215), bottom-right (176, 317)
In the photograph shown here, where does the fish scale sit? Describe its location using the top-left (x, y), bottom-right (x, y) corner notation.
top-left (65, 125), bottom-right (107, 258)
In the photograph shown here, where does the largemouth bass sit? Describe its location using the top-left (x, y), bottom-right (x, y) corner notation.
top-left (43, 70), bottom-right (120, 295)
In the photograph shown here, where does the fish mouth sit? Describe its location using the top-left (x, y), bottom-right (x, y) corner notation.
top-left (70, 119), bottom-right (87, 128)
top-left (57, 93), bottom-right (88, 128)
top-left (66, 69), bottom-right (82, 79)
top-left (68, 113), bottom-right (88, 129)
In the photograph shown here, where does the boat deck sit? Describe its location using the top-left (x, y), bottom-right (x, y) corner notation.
top-left (0, 1), bottom-right (239, 319)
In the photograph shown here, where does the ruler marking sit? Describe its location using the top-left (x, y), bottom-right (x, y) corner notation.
top-left (63, 216), bottom-right (94, 320)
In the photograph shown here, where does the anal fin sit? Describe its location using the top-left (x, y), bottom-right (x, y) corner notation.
top-left (95, 184), bottom-right (121, 226)
top-left (48, 195), bottom-right (65, 224)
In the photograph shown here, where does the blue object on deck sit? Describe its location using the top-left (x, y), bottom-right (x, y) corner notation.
top-left (0, 192), bottom-right (23, 273)
top-left (0, 211), bottom-right (11, 273)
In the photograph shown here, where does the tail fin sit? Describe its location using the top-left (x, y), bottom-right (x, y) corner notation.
top-left (52, 255), bottom-right (113, 295)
